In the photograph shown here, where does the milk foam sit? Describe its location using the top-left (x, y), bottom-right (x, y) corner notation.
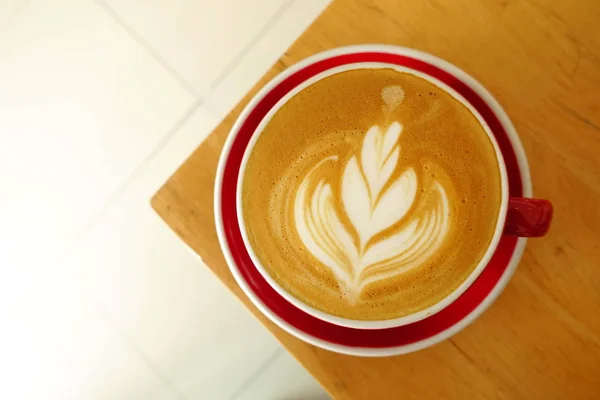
top-left (241, 69), bottom-right (502, 320)
top-left (293, 118), bottom-right (450, 302)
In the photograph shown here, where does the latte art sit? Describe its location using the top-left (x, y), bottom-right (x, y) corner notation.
top-left (242, 68), bottom-right (502, 320)
top-left (294, 121), bottom-right (450, 302)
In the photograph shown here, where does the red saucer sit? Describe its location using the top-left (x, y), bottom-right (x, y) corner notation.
top-left (218, 50), bottom-right (523, 349)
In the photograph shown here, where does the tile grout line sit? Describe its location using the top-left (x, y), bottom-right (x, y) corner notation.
top-left (51, 103), bottom-right (201, 400)
top-left (52, 100), bottom-right (200, 398)
top-left (93, 0), bottom-right (296, 105)
top-left (82, 0), bottom-right (299, 250)
top-left (55, 100), bottom-right (201, 265)
top-left (227, 348), bottom-right (284, 400)
top-left (68, 0), bottom-right (299, 263)
top-left (49, 102), bottom-right (201, 398)
top-left (88, 294), bottom-right (192, 400)
top-left (58, 0), bottom-right (301, 302)
top-left (91, 0), bottom-right (204, 101)
top-left (56, 1), bottom-right (297, 397)
top-left (204, 0), bottom-right (296, 96)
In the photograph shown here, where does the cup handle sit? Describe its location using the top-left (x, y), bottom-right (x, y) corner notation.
top-left (504, 198), bottom-right (553, 237)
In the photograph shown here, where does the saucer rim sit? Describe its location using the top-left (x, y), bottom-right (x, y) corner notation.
top-left (214, 44), bottom-right (531, 356)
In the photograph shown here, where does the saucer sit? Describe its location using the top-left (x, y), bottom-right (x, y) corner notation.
top-left (215, 45), bottom-right (531, 356)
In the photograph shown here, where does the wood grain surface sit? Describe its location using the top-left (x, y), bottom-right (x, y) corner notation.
top-left (151, 0), bottom-right (600, 398)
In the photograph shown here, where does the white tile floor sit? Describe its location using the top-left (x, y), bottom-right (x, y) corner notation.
top-left (0, 0), bottom-right (331, 399)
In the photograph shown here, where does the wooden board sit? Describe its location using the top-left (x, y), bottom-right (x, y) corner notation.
top-left (151, 0), bottom-right (600, 398)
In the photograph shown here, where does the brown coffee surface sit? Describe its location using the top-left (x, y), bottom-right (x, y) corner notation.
top-left (241, 68), bottom-right (502, 321)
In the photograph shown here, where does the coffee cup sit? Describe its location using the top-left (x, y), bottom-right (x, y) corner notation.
top-left (228, 47), bottom-right (552, 330)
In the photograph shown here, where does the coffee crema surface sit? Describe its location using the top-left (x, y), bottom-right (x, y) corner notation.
top-left (241, 68), bottom-right (502, 320)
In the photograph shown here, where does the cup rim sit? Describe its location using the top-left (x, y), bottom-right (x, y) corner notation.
top-left (234, 50), bottom-right (510, 329)
top-left (214, 44), bottom-right (532, 355)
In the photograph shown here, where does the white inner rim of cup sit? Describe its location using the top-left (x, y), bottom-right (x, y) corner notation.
top-left (236, 62), bottom-right (509, 330)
